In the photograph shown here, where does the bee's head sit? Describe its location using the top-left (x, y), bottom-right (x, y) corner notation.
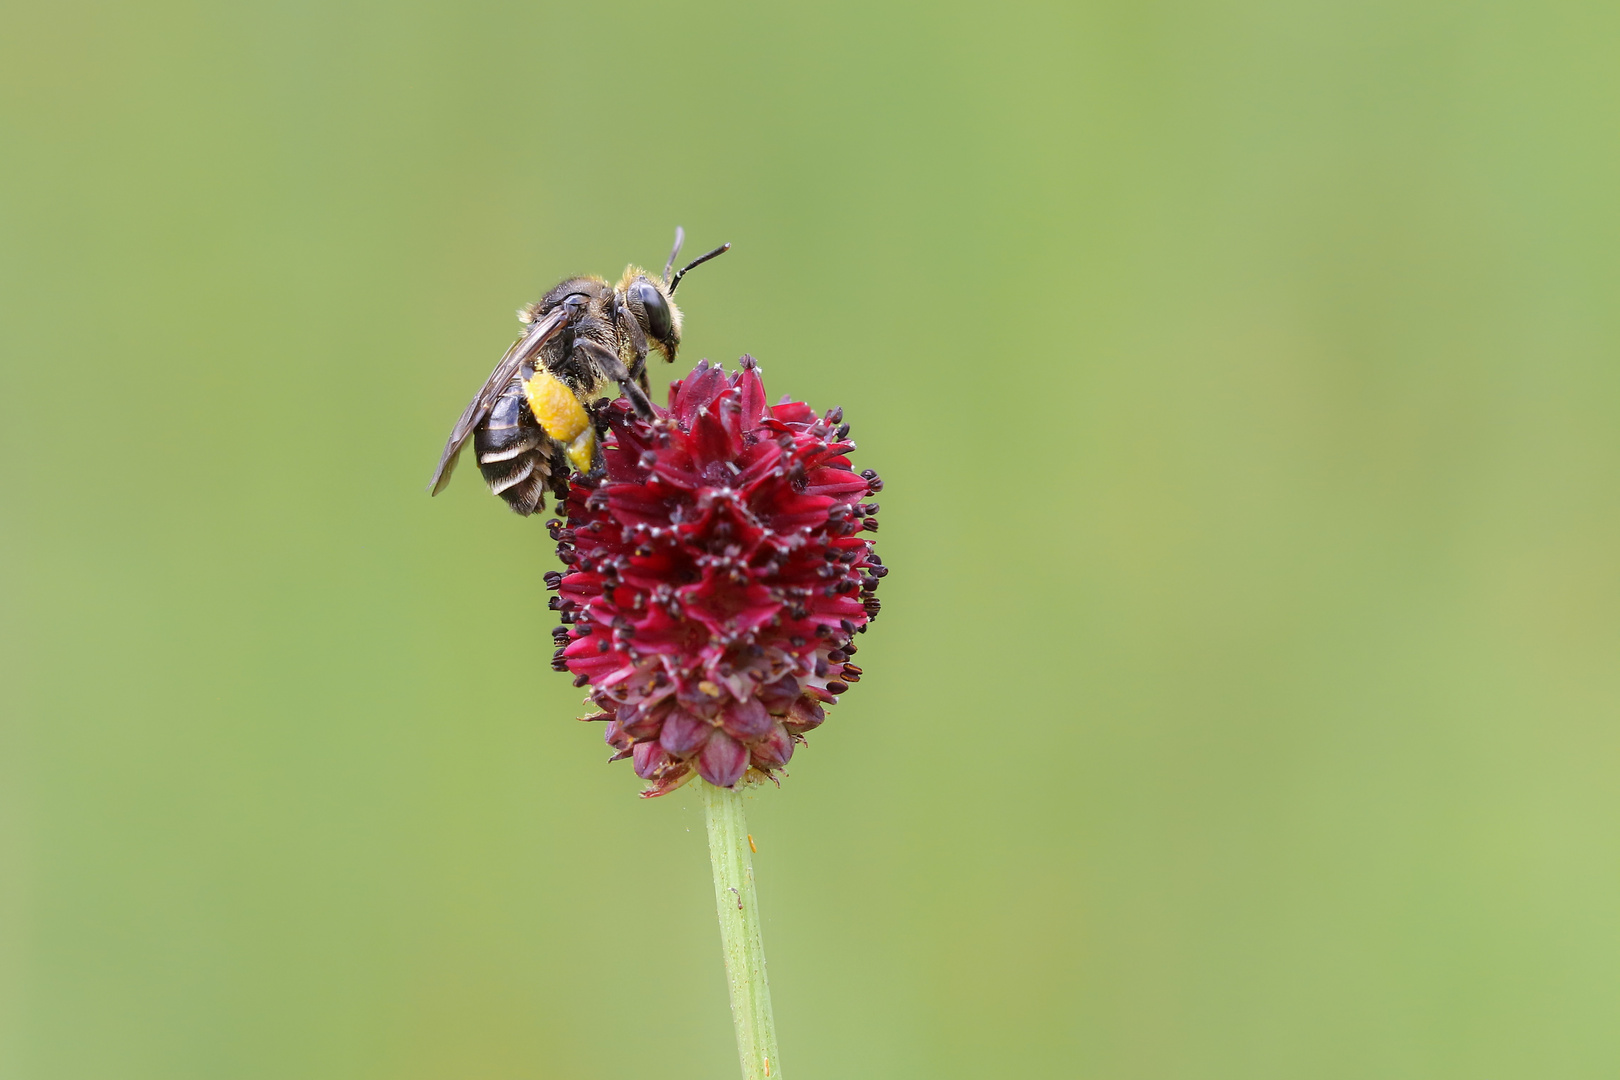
top-left (618, 231), bottom-right (731, 367)
top-left (618, 268), bottom-right (684, 363)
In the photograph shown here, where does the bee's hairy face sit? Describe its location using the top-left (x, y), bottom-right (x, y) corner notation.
top-left (619, 268), bottom-right (683, 359)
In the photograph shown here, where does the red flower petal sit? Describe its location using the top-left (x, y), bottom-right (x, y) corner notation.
top-left (720, 697), bottom-right (774, 742)
top-left (659, 710), bottom-right (713, 759)
top-left (749, 723), bottom-right (795, 769)
top-left (697, 730), bottom-right (749, 788)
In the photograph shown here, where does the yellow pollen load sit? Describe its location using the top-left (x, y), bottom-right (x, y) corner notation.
top-left (523, 370), bottom-right (596, 473)
top-left (524, 370), bottom-right (589, 441)
top-left (563, 429), bottom-right (596, 475)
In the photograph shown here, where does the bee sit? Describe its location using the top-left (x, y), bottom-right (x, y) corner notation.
top-left (426, 228), bottom-right (730, 515)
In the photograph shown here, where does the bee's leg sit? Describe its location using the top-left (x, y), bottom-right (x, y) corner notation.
top-left (547, 443), bottom-right (574, 497)
top-left (574, 338), bottom-right (655, 420)
top-left (613, 298), bottom-right (651, 390)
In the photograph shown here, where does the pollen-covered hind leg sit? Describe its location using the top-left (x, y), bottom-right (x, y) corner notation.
top-left (523, 370), bottom-right (591, 440)
top-left (522, 368), bottom-right (601, 474)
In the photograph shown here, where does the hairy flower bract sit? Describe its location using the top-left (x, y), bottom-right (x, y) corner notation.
top-left (547, 358), bottom-right (885, 795)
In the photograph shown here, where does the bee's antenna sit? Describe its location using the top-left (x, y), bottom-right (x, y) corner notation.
top-left (669, 242), bottom-right (731, 294)
top-left (663, 226), bottom-right (685, 284)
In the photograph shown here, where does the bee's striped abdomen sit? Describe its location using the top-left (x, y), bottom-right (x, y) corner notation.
top-left (474, 376), bottom-right (565, 516)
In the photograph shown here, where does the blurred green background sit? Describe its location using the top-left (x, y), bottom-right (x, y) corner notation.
top-left (3, 1), bottom-right (1618, 1076)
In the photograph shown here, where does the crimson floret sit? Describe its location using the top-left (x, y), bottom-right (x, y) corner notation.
top-left (549, 357), bottom-right (885, 796)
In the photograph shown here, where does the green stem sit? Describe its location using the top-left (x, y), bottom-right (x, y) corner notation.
top-left (702, 780), bottom-right (782, 1080)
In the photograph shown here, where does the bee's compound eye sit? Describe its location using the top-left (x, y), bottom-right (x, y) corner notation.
top-left (631, 280), bottom-right (673, 341)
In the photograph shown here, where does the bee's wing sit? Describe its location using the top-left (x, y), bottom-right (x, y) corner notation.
top-left (427, 307), bottom-right (569, 496)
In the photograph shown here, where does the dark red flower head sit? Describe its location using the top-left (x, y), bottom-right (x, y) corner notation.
top-left (546, 358), bottom-right (885, 796)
